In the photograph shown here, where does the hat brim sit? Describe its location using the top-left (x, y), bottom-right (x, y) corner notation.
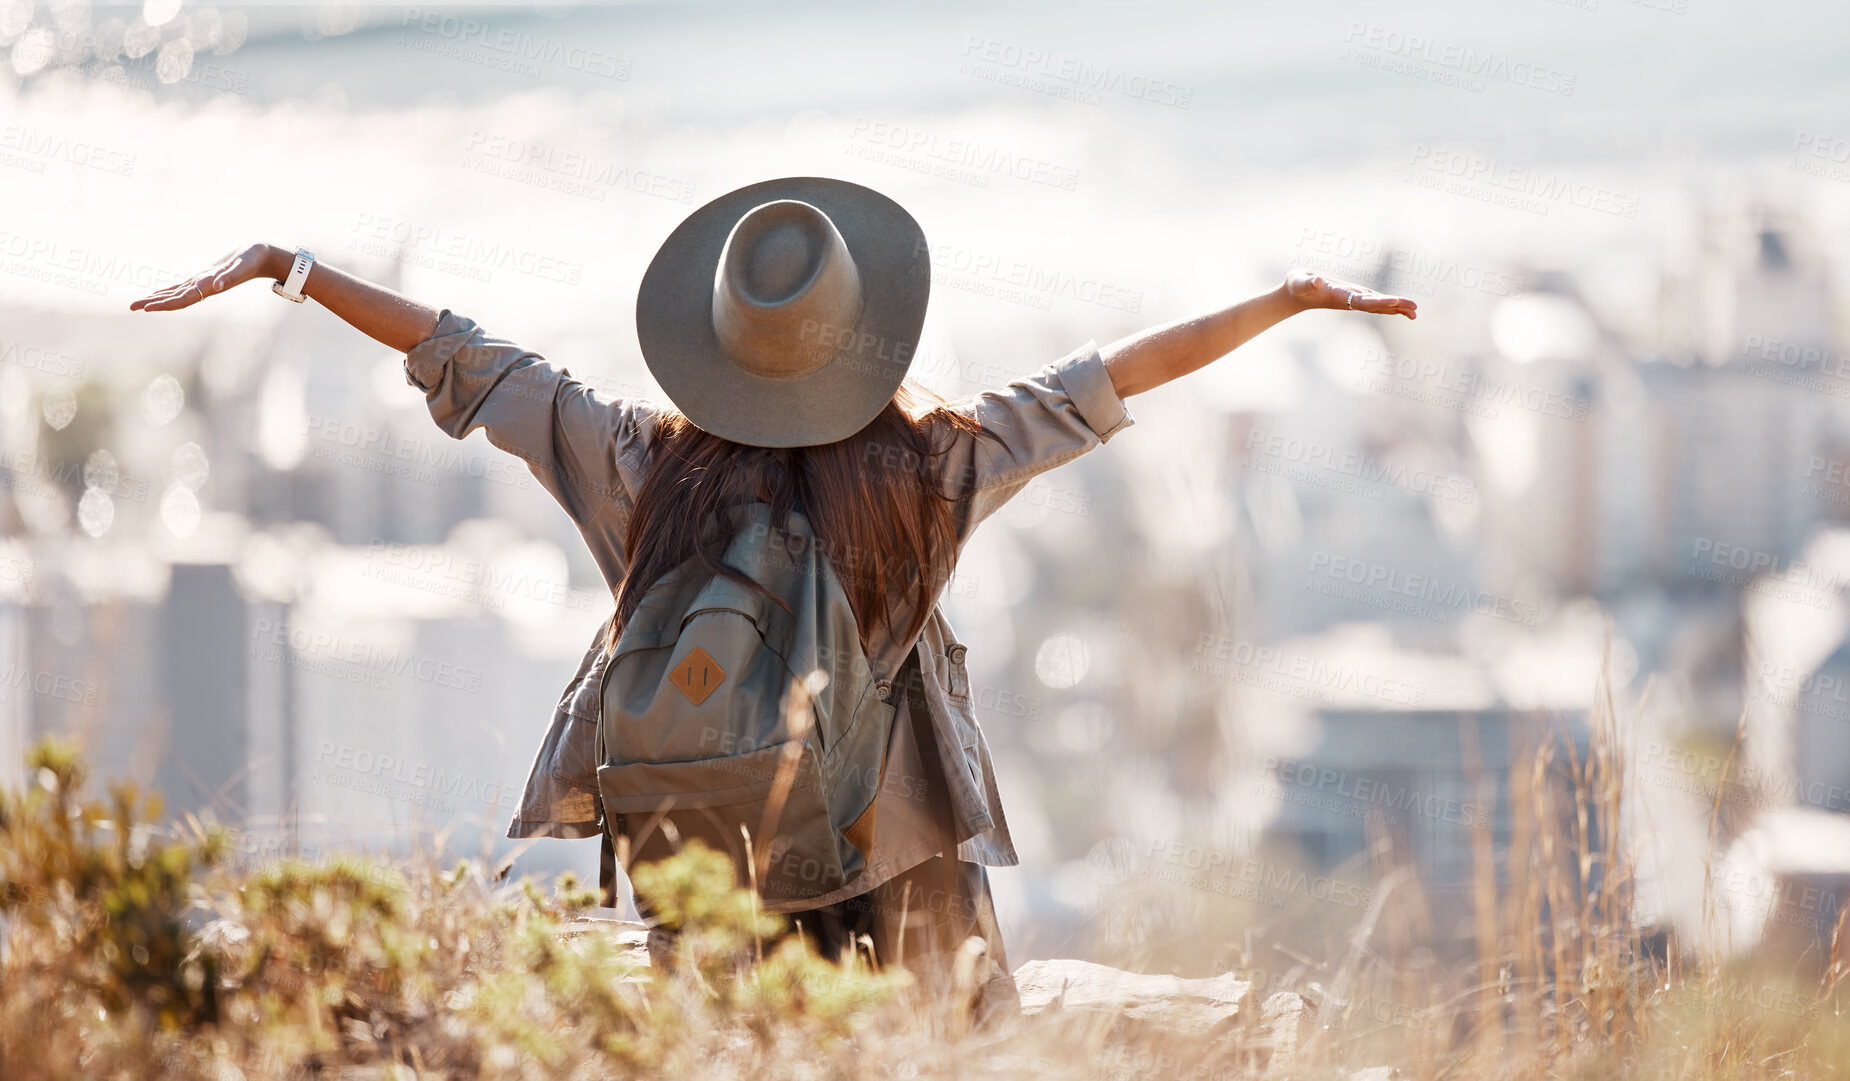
top-left (636, 177), bottom-right (930, 448)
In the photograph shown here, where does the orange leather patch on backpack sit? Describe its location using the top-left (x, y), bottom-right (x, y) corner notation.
top-left (670, 646), bottom-right (726, 706)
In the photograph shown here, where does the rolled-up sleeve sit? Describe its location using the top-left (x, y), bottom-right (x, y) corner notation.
top-left (935, 340), bottom-right (1135, 543)
top-left (404, 310), bottom-right (661, 588)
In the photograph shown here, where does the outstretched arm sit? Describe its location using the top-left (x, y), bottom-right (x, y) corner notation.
top-left (130, 242), bottom-right (439, 352)
top-left (1100, 270), bottom-right (1417, 398)
top-left (129, 242), bottom-right (659, 582)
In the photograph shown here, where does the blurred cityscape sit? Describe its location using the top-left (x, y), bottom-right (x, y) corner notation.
top-left (2, 1), bottom-right (1849, 970)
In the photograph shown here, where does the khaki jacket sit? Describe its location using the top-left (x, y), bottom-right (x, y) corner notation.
top-left (403, 310), bottom-right (1135, 868)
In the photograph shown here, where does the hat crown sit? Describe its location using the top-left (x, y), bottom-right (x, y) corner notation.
top-left (711, 200), bottom-right (865, 379)
top-left (741, 220), bottom-right (817, 300)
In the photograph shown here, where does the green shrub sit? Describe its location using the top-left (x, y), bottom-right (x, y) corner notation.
top-left (0, 739), bottom-right (907, 1081)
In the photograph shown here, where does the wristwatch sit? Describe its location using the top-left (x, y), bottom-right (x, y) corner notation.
top-left (272, 247), bottom-right (316, 303)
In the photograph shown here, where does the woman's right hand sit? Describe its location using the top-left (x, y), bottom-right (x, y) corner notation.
top-left (129, 242), bottom-right (285, 312)
top-left (1282, 269), bottom-right (1418, 320)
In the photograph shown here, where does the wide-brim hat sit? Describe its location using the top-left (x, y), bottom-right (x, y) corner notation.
top-left (636, 176), bottom-right (930, 448)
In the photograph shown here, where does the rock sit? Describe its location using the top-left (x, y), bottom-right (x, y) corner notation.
top-left (557, 916), bottom-right (653, 982)
top-left (1261, 991), bottom-right (1315, 1076)
top-left (1011, 958), bottom-right (1256, 1039)
top-left (1349, 1068), bottom-right (1402, 1081)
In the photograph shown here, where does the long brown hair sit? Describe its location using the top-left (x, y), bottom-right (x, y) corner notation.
top-left (605, 382), bottom-right (997, 658)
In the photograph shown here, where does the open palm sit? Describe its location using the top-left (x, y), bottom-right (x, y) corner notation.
top-left (1284, 269), bottom-right (1418, 320)
top-left (128, 243), bottom-right (275, 312)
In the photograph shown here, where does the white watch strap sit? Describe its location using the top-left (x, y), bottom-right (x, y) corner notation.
top-left (272, 248), bottom-right (315, 303)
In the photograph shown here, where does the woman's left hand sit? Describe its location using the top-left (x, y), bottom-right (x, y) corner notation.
top-left (1283, 269), bottom-right (1418, 320)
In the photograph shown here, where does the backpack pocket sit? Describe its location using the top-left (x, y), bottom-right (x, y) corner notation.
top-left (597, 738), bottom-right (848, 910)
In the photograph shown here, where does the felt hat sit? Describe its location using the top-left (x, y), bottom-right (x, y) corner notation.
top-left (635, 176), bottom-right (931, 448)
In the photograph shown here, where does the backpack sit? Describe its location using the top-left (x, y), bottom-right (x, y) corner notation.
top-left (595, 500), bottom-right (909, 911)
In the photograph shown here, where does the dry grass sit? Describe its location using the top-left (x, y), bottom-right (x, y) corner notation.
top-left (3, 656), bottom-right (1848, 1080)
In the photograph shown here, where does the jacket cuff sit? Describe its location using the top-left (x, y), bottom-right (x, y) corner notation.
top-left (505, 816), bottom-right (604, 841)
top-left (1048, 342), bottom-right (1135, 442)
top-left (403, 308), bottom-right (478, 393)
